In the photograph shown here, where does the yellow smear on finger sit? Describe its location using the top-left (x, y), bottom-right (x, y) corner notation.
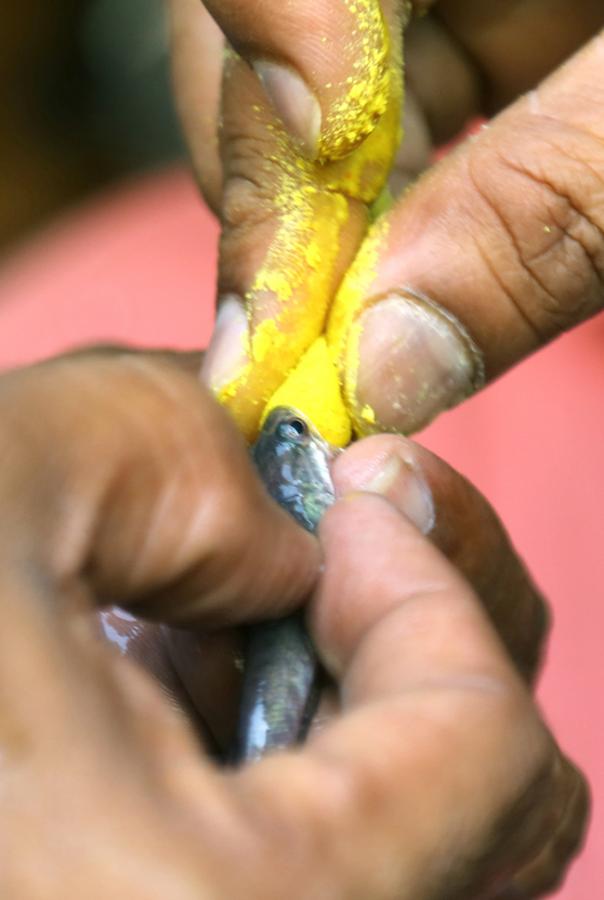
top-left (327, 218), bottom-right (390, 435)
top-left (262, 337), bottom-right (351, 447)
top-left (320, 0), bottom-right (391, 160)
top-left (259, 224), bottom-right (388, 447)
top-left (214, 156), bottom-right (350, 439)
top-left (253, 99), bottom-right (399, 445)
top-left (327, 216), bottom-right (389, 364)
top-left (216, 15), bottom-right (403, 445)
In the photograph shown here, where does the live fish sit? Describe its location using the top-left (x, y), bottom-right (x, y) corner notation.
top-left (233, 407), bottom-right (337, 763)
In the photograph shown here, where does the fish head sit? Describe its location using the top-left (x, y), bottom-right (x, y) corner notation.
top-left (252, 407), bottom-right (338, 532)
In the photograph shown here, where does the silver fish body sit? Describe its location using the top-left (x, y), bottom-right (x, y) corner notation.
top-left (233, 407), bottom-right (337, 763)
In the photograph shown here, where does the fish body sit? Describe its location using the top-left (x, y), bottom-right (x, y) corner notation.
top-left (233, 407), bottom-right (337, 763)
top-left (251, 407), bottom-right (336, 531)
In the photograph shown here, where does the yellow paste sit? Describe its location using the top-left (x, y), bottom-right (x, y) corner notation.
top-left (327, 216), bottom-right (390, 435)
top-left (319, 0), bottom-right (391, 160)
top-left (262, 337), bottom-right (351, 447)
top-left (216, 3), bottom-right (404, 446)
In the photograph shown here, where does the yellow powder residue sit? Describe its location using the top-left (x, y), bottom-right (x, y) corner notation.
top-left (263, 337), bottom-right (351, 447)
top-left (214, 115), bottom-right (352, 440)
top-left (323, 67), bottom-right (401, 204)
top-left (359, 403), bottom-right (376, 425)
top-left (215, 21), bottom-right (404, 444)
top-left (244, 151), bottom-right (351, 409)
top-left (326, 216), bottom-right (390, 435)
top-left (319, 0), bottom-right (390, 161)
top-left (327, 216), bottom-right (388, 362)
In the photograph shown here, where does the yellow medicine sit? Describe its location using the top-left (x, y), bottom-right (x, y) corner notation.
top-left (216, 2), bottom-right (404, 445)
top-left (262, 337), bottom-right (352, 447)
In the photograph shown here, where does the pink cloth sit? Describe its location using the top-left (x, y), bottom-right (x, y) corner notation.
top-left (0, 168), bottom-right (602, 896)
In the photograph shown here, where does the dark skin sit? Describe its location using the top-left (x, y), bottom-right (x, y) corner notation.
top-left (4, 3), bottom-right (601, 894)
top-left (0, 348), bottom-right (587, 898)
top-left (169, 0), bottom-right (604, 436)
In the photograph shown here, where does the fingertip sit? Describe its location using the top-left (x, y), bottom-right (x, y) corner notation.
top-left (312, 485), bottom-right (517, 698)
top-left (331, 434), bottom-right (435, 534)
top-left (200, 296), bottom-right (251, 396)
top-left (346, 290), bottom-right (484, 435)
top-left (208, 0), bottom-right (398, 163)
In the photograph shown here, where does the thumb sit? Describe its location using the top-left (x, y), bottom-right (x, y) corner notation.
top-left (202, 0), bottom-right (405, 162)
top-left (327, 30), bottom-right (604, 435)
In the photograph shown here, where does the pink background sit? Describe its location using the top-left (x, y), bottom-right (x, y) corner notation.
top-left (0, 167), bottom-right (601, 896)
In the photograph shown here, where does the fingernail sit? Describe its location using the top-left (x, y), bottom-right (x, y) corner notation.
top-left (349, 291), bottom-right (485, 434)
top-left (252, 60), bottom-right (321, 157)
top-left (355, 451), bottom-right (435, 534)
top-left (201, 295), bottom-right (250, 392)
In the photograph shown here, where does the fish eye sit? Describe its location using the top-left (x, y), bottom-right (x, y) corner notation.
top-left (276, 416), bottom-right (308, 440)
top-left (287, 417), bottom-right (307, 436)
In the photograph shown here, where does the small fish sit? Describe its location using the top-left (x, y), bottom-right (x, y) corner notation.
top-left (233, 407), bottom-right (338, 763)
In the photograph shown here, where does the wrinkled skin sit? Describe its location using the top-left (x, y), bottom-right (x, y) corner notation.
top-left (0, 348), bottom-right (588, 899)
top-left (170, 0), bottom-right (604, 436)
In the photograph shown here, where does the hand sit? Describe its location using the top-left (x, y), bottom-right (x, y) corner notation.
top-left (169, 0), bottom-right (604, 437)
top-left (1, 348), bottom-right (587, 898)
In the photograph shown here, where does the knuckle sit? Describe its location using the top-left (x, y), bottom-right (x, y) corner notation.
top-left (199, 466), bottom-right (268, 572)
top-left (467, 116), bottom-right (604, 339)
top-left (520, 757), bottom-right (591, 895)
top-left (221, 173), bottom-right (275, 232)
top-left (221, 123), bottom-right (285, 231)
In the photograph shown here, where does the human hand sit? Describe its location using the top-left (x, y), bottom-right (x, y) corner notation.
top-left (0, 348), bottom-right (587, 898)
top-left (169, 0), bottom-right (604, 438)
top-left (169, 0), bottom-right (406, 438)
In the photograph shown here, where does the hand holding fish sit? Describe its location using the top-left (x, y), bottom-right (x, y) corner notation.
top-left (0, 349), bottom-right (586, 898)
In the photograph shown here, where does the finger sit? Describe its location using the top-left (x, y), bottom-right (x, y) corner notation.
top-left (327, 31), bottom-right (604, 435)
top-left (200, 23), bottom-right (403, 439)
top-left (167, 430), bottom-right (548, 746)
top-left (168, 0), bottom-right (223, 215)
top-left (169, 0), bottom-right (407, 230)
top-left (391, 2), bottom-right (603, 191)
top-left (96, 608), bottom-right (220, 746)
top-left (331, 434), bottom-right (548, 681)
top-left (436, 0), bottom-right (604, 111)
top-left (198, 0), bottom-right (409, 441)
top-left (404, 13), bottom-right (481, 145)
top-left (389, 14), bottom-right (482, 195)
top-left (64, 342), bottom-right (204, 375)
top-left (388, 85), bottom-right (433, 196)
top-left (497, 755), bottom-right (590, 898)
top-left (0, 350), bottom-right (319, 625)
top-left (199, 0), bottom-right (403, 162)
top-left (222, 495), bottom-right (584, 898)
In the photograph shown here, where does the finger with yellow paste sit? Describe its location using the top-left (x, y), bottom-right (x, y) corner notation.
top-left (327, 31), bottom-right (604, 438)
top-left (196, 0), bottom-right (405, 162)
top-left (201, 2), bottom-right (407, 442)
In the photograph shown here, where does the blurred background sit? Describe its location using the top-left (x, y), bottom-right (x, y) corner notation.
top-left (0, 0), bottom-right (182, 256)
